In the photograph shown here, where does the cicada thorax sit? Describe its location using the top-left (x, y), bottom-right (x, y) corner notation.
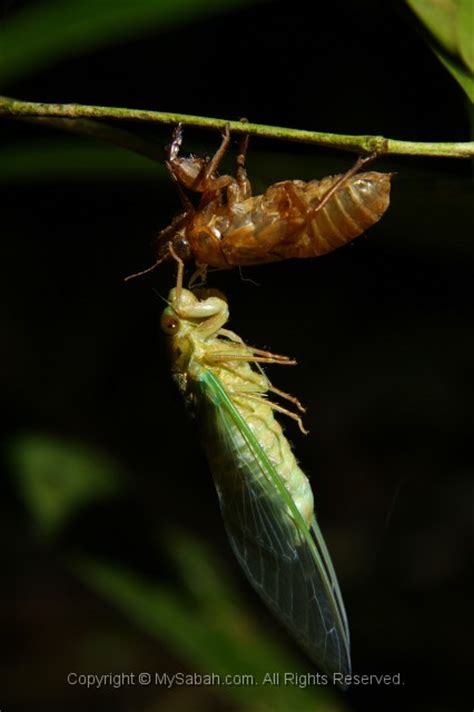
top-left (181, 170), bottom-right (392, 268)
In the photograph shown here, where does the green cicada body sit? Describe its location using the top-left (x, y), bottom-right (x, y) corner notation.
top-left (160, 284), bottom-right (351, 677)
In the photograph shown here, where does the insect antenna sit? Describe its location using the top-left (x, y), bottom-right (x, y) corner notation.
top-left (151, 287), bottom-right (171, 307)
top-left (123, 252), bottom-right (169, 282)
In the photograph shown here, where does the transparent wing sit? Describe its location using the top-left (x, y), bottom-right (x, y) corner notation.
top-left (195, 370), bottom-right (351, 677)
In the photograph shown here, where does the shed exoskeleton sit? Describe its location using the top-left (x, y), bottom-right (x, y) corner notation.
top-left (127, 124), bottom-right (392, 282)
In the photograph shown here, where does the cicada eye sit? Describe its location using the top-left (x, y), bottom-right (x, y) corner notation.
top-left (174, 235), bottom-right (192, 261)
top-left (161, 313), bottom-right (180, 335)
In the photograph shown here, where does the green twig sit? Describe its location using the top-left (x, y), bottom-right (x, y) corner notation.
top-left (1, 95), bottom-right (473, 159)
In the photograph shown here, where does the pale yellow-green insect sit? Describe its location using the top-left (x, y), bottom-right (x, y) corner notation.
top-left (160, 262), bottom-right (350, 677)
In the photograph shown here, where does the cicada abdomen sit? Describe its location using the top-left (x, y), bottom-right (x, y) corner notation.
top-left (259, 171), bottom-right (392, 260)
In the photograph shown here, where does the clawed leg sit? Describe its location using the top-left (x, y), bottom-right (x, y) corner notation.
top-left (165, 124), bottom-right (195, 210)
top-left (236, 392), bottom-right (309, 434)
top-left (213, 355), bottom-right (307, 429)
top-left (206, 351), bottom-right (296, 366)
top-left (166, 123), bottom-right (183, 162)
top-left (188, 263), bottom-right (208, 289)
top-left (236, 118), bottom-right (252, 199)
top-left (168, 243), bottom-right (184, 303)
top-left (214, 330), bottom-right (297, 366)
top-left (247, 345), bottom-right (296, 363)
top-left (203, 124), bottom-right (231, 183)
top-left (167, 165), bottom-right (195, 211)
top-left (308, 152), bottom-right (377, 218)
top-left (268, 384), bottom-right (306, 413)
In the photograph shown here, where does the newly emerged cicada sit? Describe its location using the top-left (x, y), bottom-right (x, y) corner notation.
top-left (160, 255), bottom-right (351, 678)
top-left (127, 125), bottom-right (392, 280)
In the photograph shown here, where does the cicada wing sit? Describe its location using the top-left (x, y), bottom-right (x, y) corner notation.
top-left (195, 371), bottom-right (351, 677)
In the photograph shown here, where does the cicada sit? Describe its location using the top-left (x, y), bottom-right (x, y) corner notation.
top-left (160, 256), bottom-right (351, 677)
top-left (127, 125), bottom-right (392, 281)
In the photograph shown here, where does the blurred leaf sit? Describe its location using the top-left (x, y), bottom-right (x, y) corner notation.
top-left (9, 433), bottom-right (122, 537)
top-left (407, 0), bottom-right (460, 57)
top-left (0, 0), bottom-right (263, 86)
top-left (9, 433), bottom-right (346, 708)
top-left (75, 535), bottom-right (347, 712)
top-left (406, 0), bottom-right (474, 101)
top-left (166, 528), bottom-right (244, 610)
top-left (0, 139), bottom-right (166, 181)
top-left (406, 0), bottom-right (474, 70)
top-left (432, 43), bottom-right (474, 102)
top-left (457, 0), bottom-right (474, 73)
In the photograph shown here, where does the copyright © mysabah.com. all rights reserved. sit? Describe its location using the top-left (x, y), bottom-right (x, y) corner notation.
top-left (66, 671), bottom-right (404, 689)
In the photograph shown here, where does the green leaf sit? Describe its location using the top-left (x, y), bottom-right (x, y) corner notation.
top-left (433, 43), bottom-right (474, 101)
top-left (0, 0), bottom-right (263, 86)
top-left (9, 433), bottom-right (122, 537)
top-left (407, 0), bottom-right (460, 56)
top-left (457, 0), bottom-right (474, 72)
top-left (407, 0), bottom-right (474, 101)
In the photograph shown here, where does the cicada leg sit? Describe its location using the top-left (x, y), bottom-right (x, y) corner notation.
top-left (210, 327), bottom-right (297, 366)
top-left (217, 329), bottom-right (293, 363)
top-left (217, 327), bottom-right (245, 343)
top-left (197, 125), bottom-right (247, 209)
top-left (267, 384), bottom-right (306, 413)
top-left (246, 346), bottom-right (297, 363)
top-left (202, 124), bottom-right (231, 182)
top-left (188, 263), bottom-right (208, 289)
top-left (225, 374), bottom-right (306, 414)
top-left (307, 152), bottom-right (377, 218)
top-left (164, 124), bottom-right (196, 211)
top-left (205, 351), bottom-right (296, 366)
top-left (215, 333), bottom-right (306, 413)
top-left (202, 121), bottom-right (252, 207)
top-left (234, 391), bottom-right (309, 434)
top-left (276, 152), bottom-right (378, 248)
top-left (166, 123), bottom-right (184, 163)
top-left (169, 243), bottom-right (185, 303)
top-left (235, 119), bottom-right (252, 200)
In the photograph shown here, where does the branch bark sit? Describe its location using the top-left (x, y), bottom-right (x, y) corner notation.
top-left (1, 95), bottom-right (473, 159)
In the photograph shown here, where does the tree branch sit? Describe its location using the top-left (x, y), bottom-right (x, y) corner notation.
top-left (1, 95), bottom-right (473, 160)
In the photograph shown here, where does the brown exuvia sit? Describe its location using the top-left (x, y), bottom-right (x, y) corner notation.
top-left (126, 125), bottom-right (392, 280)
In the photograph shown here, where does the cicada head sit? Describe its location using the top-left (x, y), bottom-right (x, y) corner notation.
top-left (159, 229), bottom-right (192, 262)
top-left (160, 304), bottom-right (193, 376)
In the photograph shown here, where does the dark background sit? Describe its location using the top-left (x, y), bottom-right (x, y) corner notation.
top-left (1, 1), bottom-right (473, 710)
